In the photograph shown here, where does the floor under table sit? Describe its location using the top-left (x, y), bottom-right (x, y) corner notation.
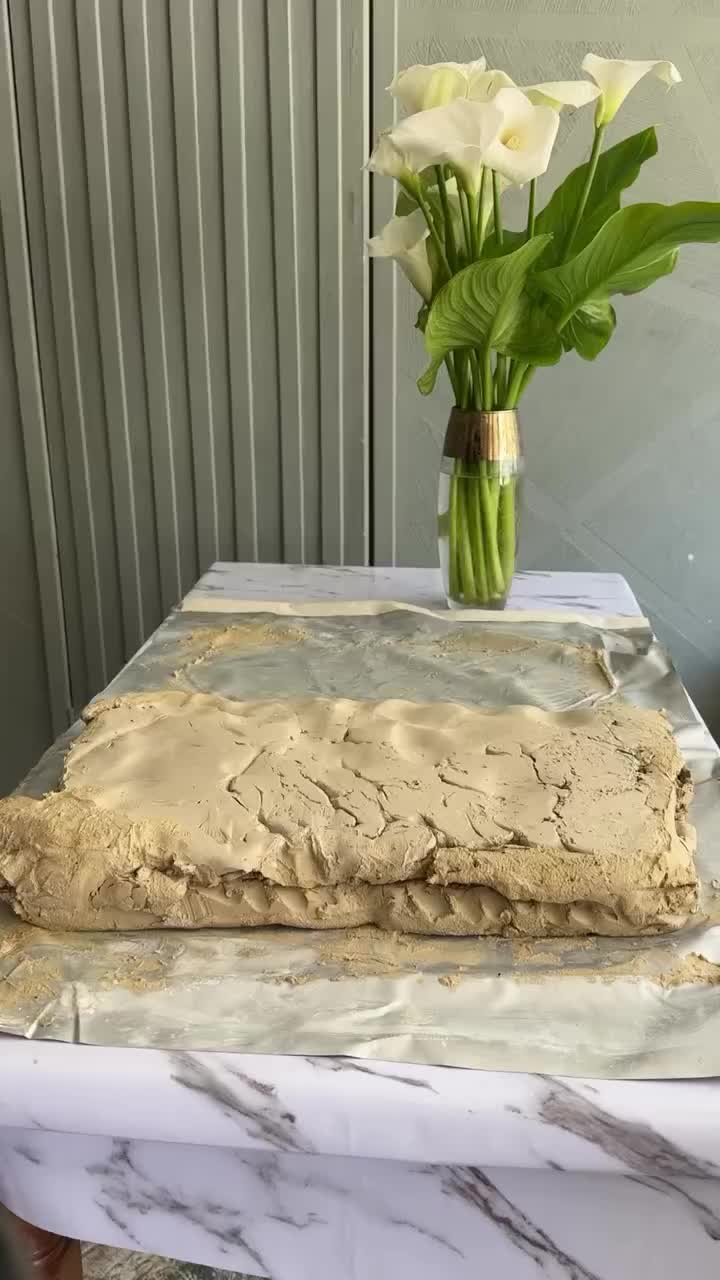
top-left (83, 1244), bottom-right (253, 1280)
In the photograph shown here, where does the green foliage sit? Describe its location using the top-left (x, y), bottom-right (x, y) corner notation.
top-left (386, 129), bottom-right (720, 399)
top-left (481, 127), bottom-right (658, 268)
top-left (560, 298), bottom-right (616, 360)
top-left (481, 229), bottom-right (525, 259)
top-left (426, 236), bottom-right (447, 294)
top-left (418, 235), bottom-right (561, 394)
top-left (536, 127), bottom-right (658, 266)
top-left (417, 355), bottom-right (444, 395)
top-left (395, 167), bottom-right (438, 216)
top-left (536, 202), bottom-right (720, 325)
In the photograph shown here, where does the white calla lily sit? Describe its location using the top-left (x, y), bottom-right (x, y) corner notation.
top-left (523, 79), bottom-right (601, 111)
top-left (482, 87), bottom-right (560, 185)
top-left (371, 99), bottom-right (503, 195)
top-left (582, 54), bottom-right (682, 126)
top-left (367, 130), bottom-right (414, 181)
top-left (429, 99), bottom-right (504, 194)
top-left (368, 210), bottom-right (433, 300)
top-left (467, 68), bottom-right (516, 101)
top-left (388, 58), bottom-right (487, 113)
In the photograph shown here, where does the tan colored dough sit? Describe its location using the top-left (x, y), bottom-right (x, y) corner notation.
top-left (0, 690), bottom-right (697, 936)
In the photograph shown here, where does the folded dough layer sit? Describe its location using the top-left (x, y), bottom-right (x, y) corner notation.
top-left (0, 690), bottom-right (697, 936)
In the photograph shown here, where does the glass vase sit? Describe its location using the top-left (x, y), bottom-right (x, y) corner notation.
top-left (438, 408), bottom-right (522, 609)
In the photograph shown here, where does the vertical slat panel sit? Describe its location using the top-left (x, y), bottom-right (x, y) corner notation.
top-left (122, 0), bottom-right (198, 612)
top-left (75, 0), bottom-right (161, 652)
top-left (3, 0), bottom-right (372, 735)
top-left (315, 0), bottom-right (370, 565)
top-left (0, 215), bottom-right (55, 787)
top-left (25, 0), bottom-right (124, 689)
top-left (169, 0), bottom-right (235, 573)
top-left (370, 0), bottom-right (399, 565)
top-left (7, 0), bottom-right (87, 710)
top-left (0, 0), bottom-right (70, 734)
top-left (267, 0), bottom-right (321, 564)
top-left (218, 0), bottom-right (282, 563)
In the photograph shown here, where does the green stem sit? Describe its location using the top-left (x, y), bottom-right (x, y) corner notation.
top-left (458, 187), bottom-right (474, 260)
top-left (455, 350), bottom-right (471, 409)
top-left (466, 355), bottom-right (478, 409)
top-left (492, 170), bottom-right (504, 247)
top-left (498, 478), bottom-right (517, 591)
top-left (448, 473), bottom-right (460, 598)
top-left (482, 346), bottom-right (494, 411)
top-left (469, 349), bottom-right (484, 410)
top-left (476, 168), bottom-right (488, 254)
top-left (479, 467), bottom-right (505, 597)
top-left (435, 165), bottom-right (457, 272)
top-left (415, 186), bottom-right (452, 280)
top-left (495, 355), bottom-right (507, 406)
top-left (563, 124), bottom-right (605, 259)
top-left (456, 478), bottom-right (477, 602)
top-left (504, 361), bottom-right (527, 409)
top-left (489, 172), bottom-right (507, 407)
top-left (526, 178), bottom-right (536, 241)
top-left (466, 191), bottom-right (480, 260)
top-left (444, 354), bottom-right (460, 403)
top-left (467, 467), bottom-right (489, 600)
top-left (519, 364), bottom-right (536, 398)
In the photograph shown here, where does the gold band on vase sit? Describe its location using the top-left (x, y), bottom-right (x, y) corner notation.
top-left (444, 408), bottom-right (521, 465)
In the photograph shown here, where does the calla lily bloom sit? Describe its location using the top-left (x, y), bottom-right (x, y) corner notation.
top-left (368, 210), bottom-right (433, 301)
top-left (369, 99), bottom-right (503, 196)
top-left (582, 53), bottom-right (681, 125)
top-left (466, 68), bottom-right (516, 101)
top-left (524, 79), bottom-right (601, 111)
top-left (482, 87), bottom-right (560, 185)
top-left (387, 58), bottom-right (489, 113)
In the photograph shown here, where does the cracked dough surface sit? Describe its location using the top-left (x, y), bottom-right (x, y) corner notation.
top-left (0, 690), bottom-right (698, 936)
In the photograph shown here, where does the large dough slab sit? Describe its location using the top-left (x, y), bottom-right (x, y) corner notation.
top-left (0, 691), bottom-right (698, 936)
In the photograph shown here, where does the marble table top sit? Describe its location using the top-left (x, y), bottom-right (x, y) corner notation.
top-left (3, 565), bottom-right (719, 1279)
top-left (184, 562), bottom-right (640, 616)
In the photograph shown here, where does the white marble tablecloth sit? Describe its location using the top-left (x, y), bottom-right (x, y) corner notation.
top-left (2, 565), bottom-right (719, 1280)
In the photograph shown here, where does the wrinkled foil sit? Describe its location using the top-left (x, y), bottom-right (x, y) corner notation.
top-left (2, 602), bottom-right (720, 1079)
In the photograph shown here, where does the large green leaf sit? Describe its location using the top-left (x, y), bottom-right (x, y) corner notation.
top-left (422, 234), bottom-right (560, 386)
top-left (481, 229), bottom-right (525, 259)
top-left (537, 127), bottom-right (658, 266)
top-left (508, 295), bottom-right (564, 362)
top-left (417, 355), bottom-right (445, 396)
top-left (482, 127), bottom-right (657, 269)
top-left (480, 129), bottom-right (658, 267)
top-left (561, 298), bottom-right (616, 360)
top-left (536, 202), bottom-right (720, 326)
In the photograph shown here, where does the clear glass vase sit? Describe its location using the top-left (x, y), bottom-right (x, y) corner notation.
top-left (438, 408), bottom-right (522, 609)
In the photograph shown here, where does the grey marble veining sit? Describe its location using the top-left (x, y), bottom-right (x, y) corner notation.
top-left (4, 1038), bottom-right (720, 1178)
top-left (167, 1054), bottom-right (312, 1155)
top-left (4, 1125), bottom-right (720, 1279)
top-left (4, 1034), bottom-right (717, 1192)
top-left (535, 1077), bottom-right (719, 1180)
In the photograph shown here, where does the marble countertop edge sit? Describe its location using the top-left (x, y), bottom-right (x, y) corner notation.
top-left (2, 1038), bottom-right (720, 1175)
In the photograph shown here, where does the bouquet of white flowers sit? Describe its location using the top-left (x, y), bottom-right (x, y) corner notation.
top-left (367, 54), bottom-right (718, 607)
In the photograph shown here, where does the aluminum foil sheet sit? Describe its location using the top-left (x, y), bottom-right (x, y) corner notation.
top-left (2, 601), bottom-right (720, 1079)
